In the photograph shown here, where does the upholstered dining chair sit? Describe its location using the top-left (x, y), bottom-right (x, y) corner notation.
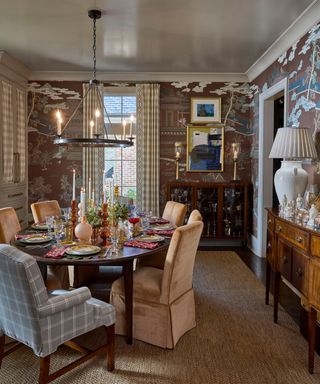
top-left (30, 200), bottom-right (61, 223)
top-left (30, 201), bottom-right (70, 290)
top-left (0, 244), bottom-right (115, 384)
top-left (162, 201), bottom-right (187, 227)
top-left (0, 207), bottom-right (21, 244)
top-left (110, 220), bottom-right (203, 349)
top-left (187, 209), bottom-right (203, 224)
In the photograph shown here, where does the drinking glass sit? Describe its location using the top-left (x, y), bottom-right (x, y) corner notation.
top-left (61, 207), bottom-right (71, 221)
top-left (45, 215), bottom-right (54, 234)
top-left (53, 219), bottom-right (65, 245)
top-left (110, 226), bottom-right (119, 254)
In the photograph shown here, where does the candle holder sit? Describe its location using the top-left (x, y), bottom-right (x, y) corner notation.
top-left (75, 216), bottom-right (93, 243)
top-left (99, 202), bottom-right (111, 246)
top-left (71, 200), bottom-right (78, 237)
top-left (174, 142), bottom-right (182, 180)
top-left (231, 143), bottom-right (240, 181)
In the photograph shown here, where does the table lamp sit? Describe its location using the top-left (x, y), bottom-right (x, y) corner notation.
top-left (269, 127), bottom-right (317, 204)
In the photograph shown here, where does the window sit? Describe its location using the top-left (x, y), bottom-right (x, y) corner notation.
top-left (104, 87), bottom-right (136, 203)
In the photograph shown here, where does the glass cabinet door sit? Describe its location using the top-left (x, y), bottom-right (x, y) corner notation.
top-left (196, 187), bottom-right (218, 238)
top-left (223, 187), bottom-right (244, 238)
top-left (170, 186), bottom-right (193, 222)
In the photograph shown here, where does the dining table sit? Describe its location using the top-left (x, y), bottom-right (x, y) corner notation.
top-left (14, 235), bottom-right (170, 345)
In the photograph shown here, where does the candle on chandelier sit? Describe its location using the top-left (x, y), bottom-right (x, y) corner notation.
top-left (122, 120), bottom-right (127, 140)
top-left (130, 115), bottom-right (134, 137)
top-left (56, 110), bottom-right (62, 136)
top-left (72, 169), bottom-right (76, 201)
top-left (89, 120), bottom-right (94, 138)
top-left (95, 109), bottom-right (100, 134)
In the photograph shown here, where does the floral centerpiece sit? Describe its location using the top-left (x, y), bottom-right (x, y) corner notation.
top-left (108, 202), bottom-right (129, 226)
top-left (86, 205), bottom-right (103, 228)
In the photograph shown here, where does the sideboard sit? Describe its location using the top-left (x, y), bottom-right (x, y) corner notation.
top-left (266, 208), bottom-right (320, 373)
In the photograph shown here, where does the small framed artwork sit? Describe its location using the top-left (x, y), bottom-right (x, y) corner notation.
top-left (190, 97), bottom-right (221, 124)
top-left (187, 125), bottom-right (224, 172)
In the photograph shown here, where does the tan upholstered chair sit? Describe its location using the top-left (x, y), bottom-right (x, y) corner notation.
top-left (30, 200), bottom-right (61, 223)
top-left (110, 221), bottom-right (204, 348)
top-left (30, 200), bottom-right (69, 290)
top-left (187, 209), bottom-right (203, 224)
top-left (138, 201), bottom-right (188, 269)
top-left (0, 207), bottom-right (21, 244)
top-left (162, 201), bottom-right (187, 227)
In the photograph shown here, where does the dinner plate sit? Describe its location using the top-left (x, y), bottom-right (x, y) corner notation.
top-left (136, 234), bottom-right (165, 243)
top-left (31, 223), bottom-right (48, 231)
top-left (65, 245), bottom-right (101, 256)
top-left (19, 235), bottom-right (53, 244)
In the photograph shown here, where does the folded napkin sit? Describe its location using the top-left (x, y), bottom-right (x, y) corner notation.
top-left (124, 241), bottom-right (160, 249)
top-left (145, 229), bottom-right (174, 236)
top-left (149, 218), bottom-right (170, 225)
top-left (44, 246), bottom-right (66, 259)
top-left (15, 233), bottom-right (47, 240)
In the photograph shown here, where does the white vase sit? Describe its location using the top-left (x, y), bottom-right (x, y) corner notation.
top-left (75, 216), bottom-right (93, 243)
top-left (274, 160), bottom-right (308, 203)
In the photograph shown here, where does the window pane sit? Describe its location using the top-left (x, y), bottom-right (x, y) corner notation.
top-left (122, 161), bottom-right (136, 185)
top-left (122, 186), bottom-right (136, 202)
top-left (123, 96), bottom-right (136, 114)
top-left (122, 145), bottom-right (136, 160)
top-left (104, 96), bottom-right (121, 115)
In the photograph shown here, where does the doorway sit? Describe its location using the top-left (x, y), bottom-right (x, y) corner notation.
top-left (272, 95), bottom-right (284, 208)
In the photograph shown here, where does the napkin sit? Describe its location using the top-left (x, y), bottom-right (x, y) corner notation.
top-left (145, 229), bottom-right (174, 236)
top-left (149, 218), bottom-right (170, 225)
top-left (44, 246), bottom-right (66, 259)
top-left (124, 241), bottom-right (160, 249)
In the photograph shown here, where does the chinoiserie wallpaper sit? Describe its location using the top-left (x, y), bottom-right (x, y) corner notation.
top-left (27, 21), bottom-right (320, 236)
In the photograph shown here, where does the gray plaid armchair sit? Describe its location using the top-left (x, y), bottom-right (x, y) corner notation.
top-left (0, 244), bottom-right (116, 384)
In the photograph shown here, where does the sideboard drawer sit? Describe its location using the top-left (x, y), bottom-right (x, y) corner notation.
top-left (311, 235), bottom-right (320, 259)
top-left (292, 248), bottom-right (309, 296)
top-left (277, 238), bottom-right (292, 281)
top-left (275, 219), bottom-right (309, 251)
top-left (267, 214), bottom-right (274, 232)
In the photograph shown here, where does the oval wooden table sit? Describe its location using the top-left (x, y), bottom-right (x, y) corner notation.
top-left (16, 240), bottom-right (169, 344)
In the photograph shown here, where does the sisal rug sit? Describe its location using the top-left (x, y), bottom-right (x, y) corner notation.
top-left (1, 251), bottom-right (320, 383)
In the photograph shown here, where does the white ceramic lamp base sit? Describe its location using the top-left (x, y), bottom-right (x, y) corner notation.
top-left (274, 160), bottom-right (308, 203)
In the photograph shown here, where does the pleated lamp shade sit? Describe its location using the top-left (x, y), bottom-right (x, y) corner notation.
top-left (269, 127), bottom-right (317, 159)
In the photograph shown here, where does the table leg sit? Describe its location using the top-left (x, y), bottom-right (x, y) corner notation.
top-left (123, 260), bottom-right (133, 345)
top-left (274, 272), bottom-right (280, 324)
top-left (265, 261), bottom-right (271, 305)
top-left (308, 307), bottom-right (317, 374)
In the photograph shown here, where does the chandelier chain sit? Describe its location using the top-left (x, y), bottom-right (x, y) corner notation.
top-left (93, 16), bottom-right (97, 81)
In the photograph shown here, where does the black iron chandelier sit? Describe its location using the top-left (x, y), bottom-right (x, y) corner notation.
top-left (53, 9), bottom-right (134, 148)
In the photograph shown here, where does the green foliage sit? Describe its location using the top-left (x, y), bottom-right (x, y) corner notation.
top-left (108, 202), bottom-right (129, 224)
top-left (86, 205), bottom-right (103, 228)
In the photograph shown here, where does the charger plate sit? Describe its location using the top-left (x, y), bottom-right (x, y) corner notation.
top-left (19, 235), bottom-right (52, 244)
top-left (65, 245), bottom-right (101, 256)
top-left (135, 234), bottom-right (165, 243)
top-left (148, 224), bottom-right (175, 231)
top-left (31, 223), bottom-right (48, 231)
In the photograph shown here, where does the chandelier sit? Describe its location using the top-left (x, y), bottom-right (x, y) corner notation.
top-left (53, 9), bottom-right (134, 148)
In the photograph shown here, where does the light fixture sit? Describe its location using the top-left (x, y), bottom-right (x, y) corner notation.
top-left (174, 142), bottom-right (182, 180)
top-left (269, 127), bottom-right (317, 204)
top-left (53, 9), bottom-right (134, 148)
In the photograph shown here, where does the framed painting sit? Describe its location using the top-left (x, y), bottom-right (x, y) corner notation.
top-left (186, 125), bottom-right (224, 172)
top-left (190, 97), bottom-right (221, 123)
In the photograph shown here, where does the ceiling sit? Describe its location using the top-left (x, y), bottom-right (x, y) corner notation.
top-left (0, 0), bottom-right (317, 78)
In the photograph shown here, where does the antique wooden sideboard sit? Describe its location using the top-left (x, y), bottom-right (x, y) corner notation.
top-left (266, 208), bottom-right (320, 373)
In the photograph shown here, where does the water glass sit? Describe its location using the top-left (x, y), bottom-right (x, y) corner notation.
top-left (45, 215), bottom-right (54, 234)
top-left (53, 219), bottom-right (65, 245)
top-left (110, 226), bottom-right (119, 254)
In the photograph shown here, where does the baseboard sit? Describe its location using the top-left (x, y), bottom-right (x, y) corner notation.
top-left (247, 234), bottom-right (262, 257)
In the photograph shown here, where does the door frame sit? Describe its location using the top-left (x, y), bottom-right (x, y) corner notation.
top-left (253, 77), bottom-right (288, 257)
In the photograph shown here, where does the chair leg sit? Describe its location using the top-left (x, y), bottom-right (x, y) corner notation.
top-left (0, 335), bottom-right (5, 368)
top-left (105, 324), bottom-right (115, 371)
top-left (39, 355), bottom-right (50, 384)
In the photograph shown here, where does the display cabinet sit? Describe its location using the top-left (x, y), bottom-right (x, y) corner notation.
top-left (167, 181), bottom-right (251, 243)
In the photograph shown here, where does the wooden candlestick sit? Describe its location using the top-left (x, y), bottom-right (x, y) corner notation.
top-left (99, 202), bottom-right (111, 246)
top-left (71, 200), bottom-right (78, 236)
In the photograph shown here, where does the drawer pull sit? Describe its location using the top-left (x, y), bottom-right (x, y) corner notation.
top-left (296, 236), bottom-right (303, 243)
top-left (268, 219), bottom-right (272, 225)
top-left (296, 267), bottom-right (303, 277)
top-left (267, 242), bottom-right (272, 250)
top-left (277, 226), bottom-right (282, 232)
top-left (8, 192), bottom-right (23, 198)
top-left (281, 255), bottom-right (287, 264)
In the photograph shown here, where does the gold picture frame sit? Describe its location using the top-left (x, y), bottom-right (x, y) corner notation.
top-left (190, 97), bottom-right (221, 123)
top-left (186, 125), bottom-right (224, 172)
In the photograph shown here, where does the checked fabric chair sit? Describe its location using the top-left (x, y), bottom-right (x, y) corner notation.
top-left (0, 244), bottom-right (115, 384)
top-left (111, 221), bottom-right (203, 348)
